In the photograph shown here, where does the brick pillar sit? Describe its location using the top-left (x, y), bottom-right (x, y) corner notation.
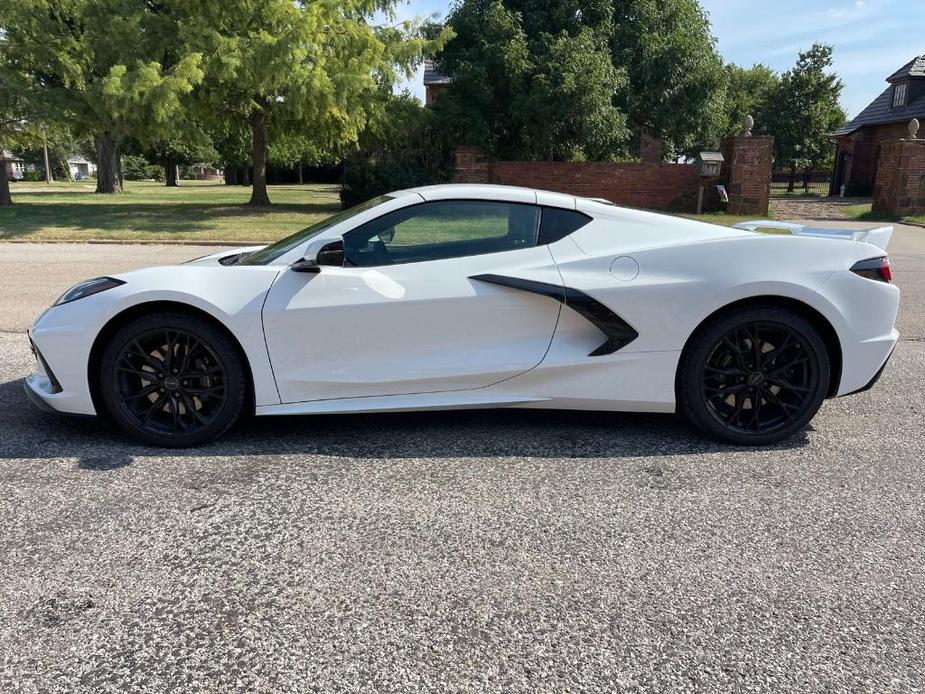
top-left (720, 135), bottom-right (773, 216)
top-left (872, 137), bottom-right (925, 217)
top-left (454, 145), bottom-right (491, 184)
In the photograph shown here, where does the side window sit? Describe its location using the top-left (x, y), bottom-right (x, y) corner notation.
top-left (537, 207), bottom-right (592, 245)
top-left (343, 200), bottom-right (540, 267)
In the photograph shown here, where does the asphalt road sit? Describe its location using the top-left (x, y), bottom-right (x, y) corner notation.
top-left (1, 225), bottom-right (924, 693)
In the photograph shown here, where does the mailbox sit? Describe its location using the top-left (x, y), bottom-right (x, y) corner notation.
top-left (697, 151), bottom-right (724, 177)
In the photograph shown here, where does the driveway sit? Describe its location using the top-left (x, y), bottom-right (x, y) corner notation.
top-left (1, 228), bottom-right (924, 693)
top-left (770, 195), bottom-right (871, 221)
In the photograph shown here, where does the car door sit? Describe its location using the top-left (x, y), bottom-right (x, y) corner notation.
top-left (262, 198), bottom-right (564, 403)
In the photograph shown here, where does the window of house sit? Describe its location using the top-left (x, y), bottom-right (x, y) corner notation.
top-left (343, 200), bottom-right (541, 267)
top-left (892, 82), bottom-right (908, 108)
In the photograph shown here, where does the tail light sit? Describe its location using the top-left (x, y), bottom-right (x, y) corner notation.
top-left (851, 256), bottom-right (892, 283)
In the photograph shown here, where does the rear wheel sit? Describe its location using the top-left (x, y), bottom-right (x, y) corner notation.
top-left (100, 313), bottom-right (247, 447)
top-left (679, 307), bottom-right (830, 445)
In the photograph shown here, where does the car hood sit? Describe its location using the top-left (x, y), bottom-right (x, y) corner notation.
top-left (183, 246), bottom-right (266, 266)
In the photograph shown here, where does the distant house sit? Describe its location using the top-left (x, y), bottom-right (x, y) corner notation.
top-left (2, 150), bottom-right (26, 179)
top-left (67, 156), bottom-right (96, 180)
top-left (423, 59), bottom-right (451, 107)
top-left (832, 54), bottom-right (925, 196)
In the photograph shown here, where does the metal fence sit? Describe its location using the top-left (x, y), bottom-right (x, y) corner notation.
top-left (770, 169), bottom-right (832, 197)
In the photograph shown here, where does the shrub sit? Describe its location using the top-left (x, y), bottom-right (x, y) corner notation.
top-left (20, 170), bottom-right (45, 182)
top-left (121, 154), bottom-right (163, 181)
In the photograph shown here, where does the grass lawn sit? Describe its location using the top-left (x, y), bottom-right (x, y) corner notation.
top-left (840, 201), bottom-right (925, 227)
top-left (0, 180), bottom-right (342, 242)
top-left (0, 180), bottom-right (775, 243)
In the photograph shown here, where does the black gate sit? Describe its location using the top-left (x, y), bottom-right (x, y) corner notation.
top-left (770, 169), bottom-right (833, 197)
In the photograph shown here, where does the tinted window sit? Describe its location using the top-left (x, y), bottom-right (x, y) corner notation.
top-left (343, 200), bottom-right (540, 267)
top-left (537, 207), bottom-right (592, 245)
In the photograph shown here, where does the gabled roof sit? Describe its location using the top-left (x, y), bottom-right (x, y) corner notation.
top-left (887, 54), bottom-right (925, 82)
top-left (833, 53), bottom-right (925, 136)
top-left (832, 84), bottom-right (925, 136)
top-left (1, 150), bottom-right (23, 161)
top-left (423, 59), bottom-right (450, 86)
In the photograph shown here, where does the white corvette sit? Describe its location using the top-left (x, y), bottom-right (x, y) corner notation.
top-left (25, 184), bottom-right (899, 447)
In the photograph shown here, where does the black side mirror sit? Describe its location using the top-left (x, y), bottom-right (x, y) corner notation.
top-left (292, 238), bottom-right (345, 273)
top-left (316, 239), bottom-right (345, 267)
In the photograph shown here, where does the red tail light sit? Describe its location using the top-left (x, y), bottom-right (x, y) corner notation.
top-left (851, 256), bottom-right (892, 283)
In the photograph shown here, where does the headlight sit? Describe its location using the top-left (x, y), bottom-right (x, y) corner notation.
top-left (54, 277), bottom-right (125, 306)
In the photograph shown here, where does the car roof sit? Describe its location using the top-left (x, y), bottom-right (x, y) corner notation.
top-left (403, 183), bottom-right (578, 210)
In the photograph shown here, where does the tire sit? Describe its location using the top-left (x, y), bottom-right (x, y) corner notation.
top-left (99, 312), bottom-right (247, 447)
top-left (678, 306), bottom-right (830, 446)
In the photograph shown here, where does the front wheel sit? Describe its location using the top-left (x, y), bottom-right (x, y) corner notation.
top-left (679, 307), bottom-right (830, 445)
top-left (100, 313), bottom-right (247, 447)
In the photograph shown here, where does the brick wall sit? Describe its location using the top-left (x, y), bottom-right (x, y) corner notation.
top-left (486, 160), bottom-right (702, 211)
top-left (836, 121), bottom-right (911, 195)
top-left (873, 138), bottom-right (925, 217)
top-left (453, 139), bottom-right (773, 215)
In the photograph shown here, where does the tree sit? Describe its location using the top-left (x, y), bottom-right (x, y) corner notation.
top-left (722, 64), bottom-right (779, 138)
top-left (766, 44), bottom-right (846, 190)
top-left (610, 0), bottom-right (727, 157)
top-left (341, 91), bottom-right (455, 207)
top-left (0, 0), bottom-right (204, 194)
top-left (173, 0), bottom-right (450, 207)
top-left (436, 0), bottom-right (628, 160)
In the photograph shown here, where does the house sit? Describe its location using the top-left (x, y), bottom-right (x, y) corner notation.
top-left (832, 54), bottom-right (925, 196)
top-left (423, 59), bottom-right (450, 107)
top-left (2, 150), bottom-right (26, 179)
top-left (67, 156), bottom-right (96, 180)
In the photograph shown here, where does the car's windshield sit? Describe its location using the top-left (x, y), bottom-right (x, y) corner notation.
top-left (237, 194), bottom-right (395, 266)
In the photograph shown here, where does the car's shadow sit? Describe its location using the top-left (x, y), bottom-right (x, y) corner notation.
top-left (0, 378), bottom-right (809, 466)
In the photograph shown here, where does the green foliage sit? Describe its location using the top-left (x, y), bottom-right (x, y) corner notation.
top-left (172, 0), bottom-right (452, 205)
top-left (341, 93), bottom-right (454, 208)
top-left (19, 171), bottom-right (46, 183)
top-left (722, 64), bottom-right (779, 138)
top-left (121, 154), bottom-right (163, 181)
top-left (610, 0), bottom-right (727, 157)
top-left (0, 0), bottom-right (205, 193)
top-left (765, 44), bottom-right (846, 170)
top-left (436, 0), bottom-right (628, 160)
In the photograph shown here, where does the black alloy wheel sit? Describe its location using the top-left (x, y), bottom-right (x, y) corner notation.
top-left (100, 313), bottom-right (247, 447)
top-left (680, 307), bottom-right (830, 445)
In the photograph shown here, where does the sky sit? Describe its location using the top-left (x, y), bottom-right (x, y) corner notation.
top-left (391, 0), bottom-right (925, 121)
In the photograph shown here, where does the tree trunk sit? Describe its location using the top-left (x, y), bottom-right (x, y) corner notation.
top-left (241, 166), bottom-right (249, 186)
top-left (95, 133), bottom-right (123, 194)
top-left (165, 159), bottom-right (179, 187)
top-left (297, 161), bottom-right (303, 185)
top-left (224, 165), bottom-right (237, 185)
top-left (786, 163), bottom-right (796, 193)
top-left (248, 108), bottom-right (271, 206)
top-left (0, 157), bottom-right (12, 207)
top-left (43, 142), bottom-right (53, 184)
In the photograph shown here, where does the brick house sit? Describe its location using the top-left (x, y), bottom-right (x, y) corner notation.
top-left (832, 54), bottom-right (925, 196)
top-left (423, 59), bottom-right (450, 107)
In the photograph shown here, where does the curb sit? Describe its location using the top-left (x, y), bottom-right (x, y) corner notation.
top-left (0, 239), bottom-right (249, 246)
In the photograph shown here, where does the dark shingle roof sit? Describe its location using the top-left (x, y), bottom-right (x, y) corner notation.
top-left (887, 54), bottom-right (925, 82)
top-left (833, 55), bottom-right (925, 136)
top-left (423, 59), bottom-right (451, 86)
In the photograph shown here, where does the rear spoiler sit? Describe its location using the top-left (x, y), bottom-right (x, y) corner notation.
top-left (733, 221), bottom-right (893, 251)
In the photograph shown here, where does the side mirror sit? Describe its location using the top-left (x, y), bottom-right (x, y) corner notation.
top-left (292, 237), bottom-right (345, 273)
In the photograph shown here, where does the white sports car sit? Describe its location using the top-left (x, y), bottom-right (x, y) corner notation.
top-left (25, 184), bottom-right (899, 447)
